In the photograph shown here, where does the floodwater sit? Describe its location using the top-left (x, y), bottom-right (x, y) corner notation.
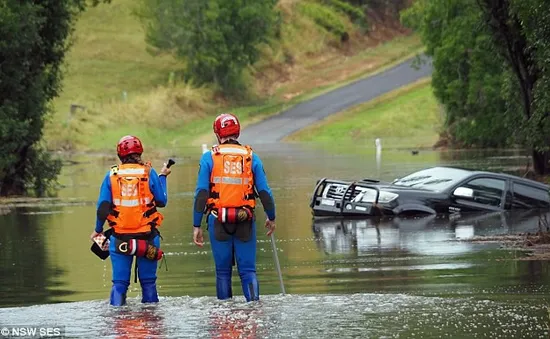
top-left (1, 144), bottom-right (550, 338)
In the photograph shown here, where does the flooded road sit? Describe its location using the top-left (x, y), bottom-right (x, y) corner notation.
top-left (1, 145), bottom-right (549, 338)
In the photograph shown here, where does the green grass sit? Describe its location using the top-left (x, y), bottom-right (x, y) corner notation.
top-left (54, 0), bottom-right (183, 111)
top-left (287, 78), bottom-right (443, 150)
top-left (45, 0), bottom-right (425, 153)
top-left (46, 0), bottom-right (185, 151)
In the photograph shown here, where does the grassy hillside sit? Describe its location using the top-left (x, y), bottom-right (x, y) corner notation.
top-left (286, 78), bottom-right (443, 149)
top-left (46, 0), bottom-right (424, 153)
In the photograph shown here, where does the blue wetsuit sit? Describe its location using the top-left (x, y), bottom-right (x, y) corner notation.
top-left (95, 166), bottom-right (168, 306)
top-left (193, 142), bottom-right (276, 302)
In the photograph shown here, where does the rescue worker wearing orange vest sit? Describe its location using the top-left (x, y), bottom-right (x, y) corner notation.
top-left (90, 135), bottom-right (171, 306)
top-left (192, 113), bottom-right (276, 302)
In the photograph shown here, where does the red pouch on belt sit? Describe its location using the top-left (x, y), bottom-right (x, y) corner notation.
top-left (115, 238), bottom-right (164, 261)
top-left (217, 207), bottom-right (253, 224)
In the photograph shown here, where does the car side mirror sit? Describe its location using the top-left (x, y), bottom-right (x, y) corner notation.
top-left (453, 187), bottom-right (474, 198)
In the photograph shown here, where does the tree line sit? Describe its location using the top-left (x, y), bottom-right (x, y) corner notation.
top-left (401, 0), bottom-right (550, 175)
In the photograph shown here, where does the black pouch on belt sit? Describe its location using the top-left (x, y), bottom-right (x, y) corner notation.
top-left (213, 207), bottom-right (254, 242)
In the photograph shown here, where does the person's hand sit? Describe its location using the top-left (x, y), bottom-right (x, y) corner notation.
top-left (90, 231), bottom-right (101, 242)
top-left (265, 218), bottom-right (276, 236)
top-left (160, 162), bottom-right (172, 176)
top-left (193, 227), bottom-right (204, 247)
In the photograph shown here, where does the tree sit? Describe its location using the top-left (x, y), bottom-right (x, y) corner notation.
top-left (477, 0), bottom-right (550, 174)
top-left (0, 0), bottom-right (108, 196)
top-left (138, 0), bottom-right (279, 96)
top-left (402, 0), bottom-right (550, 174)
top-left (401, 0), bottom-right (513, 148)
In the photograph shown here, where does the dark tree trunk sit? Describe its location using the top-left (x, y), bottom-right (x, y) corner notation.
top-left (0, 177), bottom-right (24, 196)
top-left (532, 149), bottom-right (550, 176)
top-left (0, 146), bottom-right (30, 196)
top-left (478, 0), bottom-right (537, 118)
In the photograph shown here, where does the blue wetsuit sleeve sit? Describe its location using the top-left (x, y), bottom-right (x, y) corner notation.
top-left (95, 171), bottom-right (112, 233)
top-left (252, 153), bottom-right (276, 221)
top-left (149, 167), bottom-right (168, 207)
top-left (193, 152), bottom-right (213, 227)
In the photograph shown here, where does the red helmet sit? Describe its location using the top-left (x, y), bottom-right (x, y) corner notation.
top-left (117, 135), bottom-right (143, 157)
top-left (213, 113), bottom-right (240, 139)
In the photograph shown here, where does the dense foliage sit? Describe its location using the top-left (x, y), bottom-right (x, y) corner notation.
top-left (0, 0), bottom-right (107, 196)
top-left (402, 0), bottom-right (550, 174)
top-left (138, 0), bottom-right (280, 96)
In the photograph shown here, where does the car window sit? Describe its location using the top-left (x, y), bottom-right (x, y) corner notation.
top-left (393, 167), bottom-right (471, 191)
top-left (461, 177), bottom-right (505, 207)
top-left (511, 182), bottom-right (550, 209)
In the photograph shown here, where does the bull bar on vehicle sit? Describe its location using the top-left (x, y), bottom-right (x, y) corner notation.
top-left (310, 178), bottom-right (381, 217)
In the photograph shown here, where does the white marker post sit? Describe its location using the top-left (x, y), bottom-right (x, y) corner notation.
top-left (202, 143), bottom-right (208, 154)
top-left (375, 138), bottom-right (382, 179)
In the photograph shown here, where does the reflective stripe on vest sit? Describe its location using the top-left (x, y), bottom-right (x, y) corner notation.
top-left (116, 167), bottom-right (146, 175)
top-left (212, 177), bottom-right (251, 185)
top-left (215, 147), bottom-right (249, 155)
top-left (113, 197), bottom-right (152, 207)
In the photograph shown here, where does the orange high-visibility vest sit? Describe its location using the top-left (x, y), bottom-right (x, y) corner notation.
top-left (207, 144), bottom-right (255, 211)
top-left (106, 163), bottom-right (164, 234)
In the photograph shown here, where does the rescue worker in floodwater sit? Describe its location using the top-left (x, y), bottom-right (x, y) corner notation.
top-left (91, 135), bottom-right (171, 306)
top-left (192, 113), bottom-right (276, 302)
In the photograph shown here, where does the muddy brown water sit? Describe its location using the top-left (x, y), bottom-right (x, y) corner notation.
top-left (0, 144), bottom-right (549, 338)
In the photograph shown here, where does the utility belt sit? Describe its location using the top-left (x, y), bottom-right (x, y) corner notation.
top-left (112, 227), bottom-right (164, 261)
top-left (91, 227), bottom-right (163, 261)
top-left (210, 206), bottom-right (254, 224)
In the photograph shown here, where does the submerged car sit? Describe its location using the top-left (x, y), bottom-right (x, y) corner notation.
top-left (310, 166), bottom-right (550, 217)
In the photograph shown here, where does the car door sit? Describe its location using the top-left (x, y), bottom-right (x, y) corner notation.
top-left (449, 176), bottom-right (507, 212)
top-left (510, 181), bottom-right (550, 209)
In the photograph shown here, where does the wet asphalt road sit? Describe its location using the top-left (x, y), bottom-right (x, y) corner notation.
top-left (239, 55), bottom-right (433, 145)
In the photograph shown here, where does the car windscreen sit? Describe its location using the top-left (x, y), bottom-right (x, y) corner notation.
top-left (392, 167), bottom-right (471, 191)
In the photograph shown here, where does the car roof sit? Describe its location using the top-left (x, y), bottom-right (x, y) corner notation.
top-left (427, 165), bottom-right (550, 189)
